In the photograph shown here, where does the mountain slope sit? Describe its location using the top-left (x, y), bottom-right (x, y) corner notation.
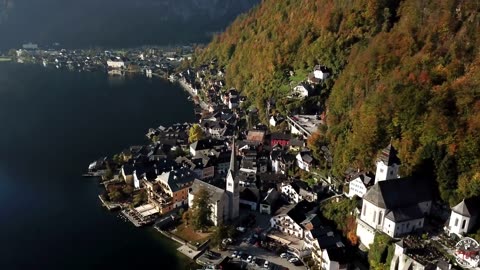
top-left (194, 0), bottom-right (480, 205)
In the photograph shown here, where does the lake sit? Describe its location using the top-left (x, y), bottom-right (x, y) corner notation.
top-left (0, 63), bottom-right (196, 269)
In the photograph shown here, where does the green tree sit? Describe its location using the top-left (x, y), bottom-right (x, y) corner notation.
top-left (133, 190), bottom-right (147, 206)
top-left (368, 233), bottom-right (394, 270)
top-left (108, 190), bottom-right (123, 202)
top-left (436, 155), bottom-right (458, 205)
top-left (190, 187), bottom-right (212, 231)
top-left (188, 124), bottom-right (205, 143)
top-left (210, 225), bottom-right (235, 248)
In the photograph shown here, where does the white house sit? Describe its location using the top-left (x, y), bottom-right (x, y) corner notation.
top-left (446, 198), bottom-right (479, 237)
top-left (291, 83), bottom-right (310, 99)
top-left (270, 201), bottom-right (318, 240)
top-left (347, 172), bottom-right (374, 198)
top-left (296, 151), bottom-right (314, 172)
top-left (281, 180), bottom-right (317, 204)
top-left (313, 65), bottom-right (330, 80)
top-left (269, 115), bottom-right (284, 127)
top-left (107, 57), bottom-right (127, 69)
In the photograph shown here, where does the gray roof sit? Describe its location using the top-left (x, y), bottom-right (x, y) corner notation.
top-left (158, 168), bottom-right (196, 192)
top-left (452, 198), bottom-right (480, 217)
top-left (190, 179), bottom-right (226, 203)
top-left (385, 205), bottom-right (424, 222)
top-left (364, 177), bottom-right (432, 209)
top-left (377, 144), bottom-right (401, 166)
top-left (262, 188), bottom-right (280, 206)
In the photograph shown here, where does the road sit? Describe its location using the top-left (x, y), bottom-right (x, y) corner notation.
top-left (177, 78), bottom-right (209, 110)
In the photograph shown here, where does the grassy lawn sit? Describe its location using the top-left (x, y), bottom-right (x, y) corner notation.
top-left (289, 69), bottom-right (309, 84)
top-left (171, 223), bottom-right (211, 243)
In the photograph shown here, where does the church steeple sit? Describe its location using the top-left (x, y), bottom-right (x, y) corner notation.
top-left (375, 143), bottom-right (401, 184)
top-left (226, 137), bottom-right (239, 220)
top-left (229, 138), bottom-right (237, 173)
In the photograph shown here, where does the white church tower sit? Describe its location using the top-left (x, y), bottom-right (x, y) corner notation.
top-left (226, 139), bottom-right (240, 220)
top-left (374, 143), bottom-right (401, 184)
top-left (447, 198), bottom-right (479, 237)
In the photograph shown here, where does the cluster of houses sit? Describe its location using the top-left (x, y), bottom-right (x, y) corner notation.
top-left (14, 43), bottom-right (193, 76)
top-left (90, 57), bottom-right (480, 270)
top-left (114, 119), bottom-right (353, 269)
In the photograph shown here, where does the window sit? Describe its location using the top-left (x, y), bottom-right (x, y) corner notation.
top-left (390, 171), bottom-right (393, 175)
top-left (380, 169), bottom-right (384, 173)
top-left (363, 204), bottom-right (367, 216)
top-left (378, 212), bottom-right (383, 225)
top-left (462, 220), bottom-right (467, 230)
top-left (455, 218), bottom-right (459, 227)
top-left (373, 211), bottom-right (376, 223)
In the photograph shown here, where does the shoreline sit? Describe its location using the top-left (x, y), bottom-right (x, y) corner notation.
top-left (177, 78), bottom-right (209, 110)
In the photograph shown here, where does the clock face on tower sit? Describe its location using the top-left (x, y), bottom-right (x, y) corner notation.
top-left (455, 237), bottom-right (480, 268)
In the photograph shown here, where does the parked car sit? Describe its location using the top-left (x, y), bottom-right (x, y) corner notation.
top-left (289, 257), bottom-right (299, 263)
top-left (232, 251), bottom-right (238, 258)
top-left (222, 238), bottom-right (233, 245)
top-left (280, 253), bottom-right (288, 258)
top-left (264, 260), bottom-right (270, 268)
top-left (251, 256), bottom-right (257, 264)
top-left (246, 255), bottom-right (253, 263)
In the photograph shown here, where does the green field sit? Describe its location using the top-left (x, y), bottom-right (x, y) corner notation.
top-left (0, 57), bottom-right (12, 62)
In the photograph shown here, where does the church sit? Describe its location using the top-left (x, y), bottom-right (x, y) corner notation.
top-left (188, 139), bottom-right (240, 225)
top-left (356, 144), bottom-right (433, 248)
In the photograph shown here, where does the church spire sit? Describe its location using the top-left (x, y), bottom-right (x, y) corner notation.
top-left (229, 138), bottom-right (236, 173)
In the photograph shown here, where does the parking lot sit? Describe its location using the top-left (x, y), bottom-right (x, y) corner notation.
top-left (225, 211), bottom-right (306, 270)
top-left (228, 243), bottom-right (306, 270)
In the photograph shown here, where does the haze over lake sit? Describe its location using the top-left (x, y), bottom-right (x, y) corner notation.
top-left (0, 0), bottom-right (258, 50)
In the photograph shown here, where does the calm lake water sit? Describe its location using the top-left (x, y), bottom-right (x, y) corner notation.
top-left (0, 63), bottom-right (195, 269)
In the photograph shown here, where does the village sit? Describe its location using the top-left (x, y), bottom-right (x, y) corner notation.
top-left (82, 56), bottom-right (480, 270)
top-left (10, 42), bottom-right (194, 77)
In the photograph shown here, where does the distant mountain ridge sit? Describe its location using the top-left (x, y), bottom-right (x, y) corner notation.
top-left (0, 0), bottom-right (259, 50)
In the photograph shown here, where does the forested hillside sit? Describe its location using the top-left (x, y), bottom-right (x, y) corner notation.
top-left (193, 0), bottom-right (480, 206)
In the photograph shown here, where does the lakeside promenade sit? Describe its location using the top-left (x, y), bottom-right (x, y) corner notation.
top-left (178, 78), bottom-right (209, 110)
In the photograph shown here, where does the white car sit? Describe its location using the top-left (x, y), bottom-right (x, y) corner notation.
top-left (232, 251), bottom-right (238, 258)
top-left (264, 260), bottom-right (270, 268)
top-left (246, 255), bottom-right (253, 263)
top-left (289, 257), bottom-right (299, 263)
top-left (280, 253), bottom-right (288, 258)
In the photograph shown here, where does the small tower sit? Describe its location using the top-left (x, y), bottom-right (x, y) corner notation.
top-left (374, 143), bottom-right (401, 184)
top-left (226, 139), bottom-right (240, 220)
top-left (447, 198), bottom-right (479, 236)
